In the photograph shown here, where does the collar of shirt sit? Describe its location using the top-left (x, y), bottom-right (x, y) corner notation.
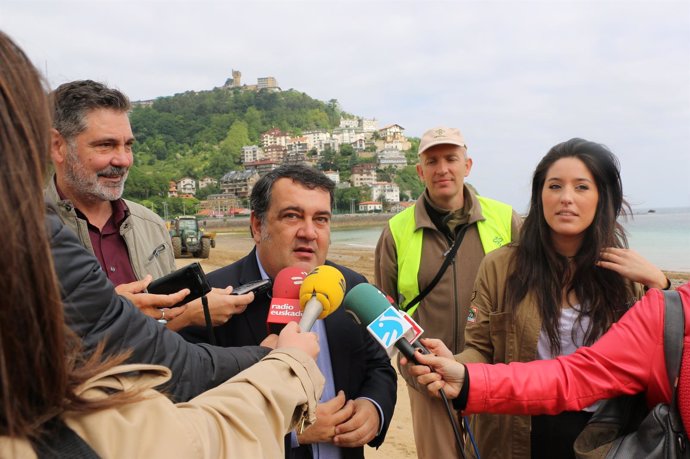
top-left (56, 182), bottom-right (136, 285)
top-left (55, 180), bottom-right (130, 228)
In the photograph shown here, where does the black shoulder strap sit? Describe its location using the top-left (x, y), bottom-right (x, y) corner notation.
top-left (663, 289), bottom-right (684, 389)
top-left (662, 289), bottom-right (688, 441)
top-left (34, 419), bottom-right (100, 458)
top-left (201, 294), bottom-right (216, 345)
top-left (400, 223), bottom-right (469, 313)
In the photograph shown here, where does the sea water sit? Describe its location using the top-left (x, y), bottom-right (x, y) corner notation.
top-left (624, 207), bottom-right (690, 272)
top-left (331, 207), bottom-right (690, 272)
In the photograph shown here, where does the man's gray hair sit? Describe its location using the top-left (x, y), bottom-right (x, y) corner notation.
top-left (51, 80), bottom-right (130, 140)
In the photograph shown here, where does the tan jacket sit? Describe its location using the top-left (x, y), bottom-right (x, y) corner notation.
top-left (375, 189), bottom-right (521, 391)
top-left (456, 245), bottom-right (645, 459)
top-left (45, 177), bottom-right (175, 281)
top-left (0, 349), bottom-right (324, 459)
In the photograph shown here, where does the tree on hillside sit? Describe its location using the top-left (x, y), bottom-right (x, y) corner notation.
top-left (404, 137), bottom-right (420, 162)
top-left (196, 113), bottom-right (235, 144)
top-left (335, 187), bottom-right (366, 214)
top-left (319, 146), bottom-right (337, 171)
top-left (326, 99), bottom-right (341, 126)
top-left (205, 120), bottom-right (250, 177)
top-left (377, 167), bottom-right (394, 182)
top-left (395, 165), bottom-right (425, 201)
top-left (244, 106), bottom-right (263, 141)
top-left (124, 166), bottom-right (170, 201)
top-left (195, 184), bottom-right (222, 200)
top-left (339, 144), bottom-right (354, 156)
top-left (306, 108), bottom-right (330, 130)
top-left (221, 120), bottom-right (250, 157)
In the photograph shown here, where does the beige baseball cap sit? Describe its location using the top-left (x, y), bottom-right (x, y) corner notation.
top-left (418, 127), bottom-right (467, 156)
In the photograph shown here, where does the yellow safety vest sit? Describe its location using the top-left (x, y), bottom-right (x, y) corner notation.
top-left (389, 196), bottom-right (513, 316)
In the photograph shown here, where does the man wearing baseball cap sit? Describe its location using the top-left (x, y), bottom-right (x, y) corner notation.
top-left (374, 127), bottom-right (522, 458)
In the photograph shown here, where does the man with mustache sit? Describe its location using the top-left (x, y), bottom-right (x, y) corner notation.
top-left (45, 80), bottom-right (252, 330)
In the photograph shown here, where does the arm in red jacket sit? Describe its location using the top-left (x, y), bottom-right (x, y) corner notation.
top-left (465, 287), bottom-right (680, 415)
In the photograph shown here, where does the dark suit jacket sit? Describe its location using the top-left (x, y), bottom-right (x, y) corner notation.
top-left (180, 248), bottom-right (397, 459)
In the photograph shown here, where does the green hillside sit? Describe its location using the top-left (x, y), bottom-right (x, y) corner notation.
top-left (124, 87), bottom-right (343, 213)
top-left (124, 86), bottom-right (424, 217)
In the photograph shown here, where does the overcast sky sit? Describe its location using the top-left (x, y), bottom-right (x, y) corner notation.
top-left (2, 0), bottom-right (689, 212)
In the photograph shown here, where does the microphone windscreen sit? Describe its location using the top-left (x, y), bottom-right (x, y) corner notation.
top-left (343, 283), bottom-right (392, 325)
top-left (272, 266), bottom-right (308, 298)
top-left (266, 267), bottom-right (307, 334)
top-left (298, 265), bottom-right (346, 319)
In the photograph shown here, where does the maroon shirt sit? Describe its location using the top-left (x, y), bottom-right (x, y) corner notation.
top-left (56, 184), bottom-right (138, 286)
top-left (83, 199), bottom-right (138, 286)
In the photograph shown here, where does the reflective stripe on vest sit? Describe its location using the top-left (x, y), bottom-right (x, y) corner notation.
top-left (389, 196), bottom-right (513, 316)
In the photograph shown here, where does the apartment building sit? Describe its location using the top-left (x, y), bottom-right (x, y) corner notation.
top-left (219, 170), bottom-right (260, 198)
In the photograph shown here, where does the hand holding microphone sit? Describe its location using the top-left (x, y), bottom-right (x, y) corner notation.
top-left (343, 283), bottom-right (472, 456)
top-left (276, 322), bottom-right (320, 360)
top-left (401, 338), bottom-right (466, 400)
top-left (298, 265), bottom-right (346, 332)
top-left (343, 283), bottom-right (462, 398)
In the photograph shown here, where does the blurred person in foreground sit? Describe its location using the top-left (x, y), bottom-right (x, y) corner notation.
top-left (181, 164), bottom-right (397, 459)
top-left (46, 79), bottom-right (251, 329)
top-left (0, 30), bottom-right (324, 458)
top-left (403, 283), bottom-right (690, 442)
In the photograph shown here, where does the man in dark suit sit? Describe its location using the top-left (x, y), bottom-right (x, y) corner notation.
top-left (181, 164), bottom-right (396, 459)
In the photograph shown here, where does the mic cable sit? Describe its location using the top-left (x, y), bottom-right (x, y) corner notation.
top-left (414, 342), bottom-right (468, 459)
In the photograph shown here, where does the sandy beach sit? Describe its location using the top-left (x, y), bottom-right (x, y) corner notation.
top-left (179, 229), bottom-right (689, 458)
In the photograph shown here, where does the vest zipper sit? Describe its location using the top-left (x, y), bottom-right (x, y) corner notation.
top-left (149, 244), bottom-right (166, 261)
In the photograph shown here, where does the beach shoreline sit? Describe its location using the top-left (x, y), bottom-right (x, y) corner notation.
top-left (178, 231), bottom-right (688, 458)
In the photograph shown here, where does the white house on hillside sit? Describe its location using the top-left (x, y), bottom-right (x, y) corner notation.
top-left (199, 177), bottom-right (218, 189)
top-left (370, 182), bottom-right (400, 203)
top-left (358, 201), bottom-right (382, 213)
top-left (377, 149), bottom-right (408, 169)
top-left (261, 128), bottom-right (289, 148)
top-left (350, 163), bottom-right (377, 187)
top-left (177, 177), bottom-right (196, 196)
top-left (378, 124), bottom-right (405, 142)
top-left (242, 145), bottom-right (264, 164)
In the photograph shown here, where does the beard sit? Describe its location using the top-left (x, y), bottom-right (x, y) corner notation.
top-left (63, 147), bottom-right (129, 202)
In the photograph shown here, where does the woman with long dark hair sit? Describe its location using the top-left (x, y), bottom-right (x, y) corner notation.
top-left (450, 138), bottom-right (669, 458)
top-left (0, 30), bottom-right (322, 458)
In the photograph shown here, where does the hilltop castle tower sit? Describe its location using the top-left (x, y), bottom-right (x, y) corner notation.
top-left (224, 69), bottom-right (242, 88)
top-left (231, 69), bottom-right (241, 87)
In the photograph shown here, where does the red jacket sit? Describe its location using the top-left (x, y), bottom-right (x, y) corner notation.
top-left (465, 283), bottom-right (690, 418)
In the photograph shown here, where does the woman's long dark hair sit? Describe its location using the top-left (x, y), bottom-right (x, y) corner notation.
top-left (0, 31), bottom-right (135, 442)
top-left (506, 138), bottom-right (634, 354)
